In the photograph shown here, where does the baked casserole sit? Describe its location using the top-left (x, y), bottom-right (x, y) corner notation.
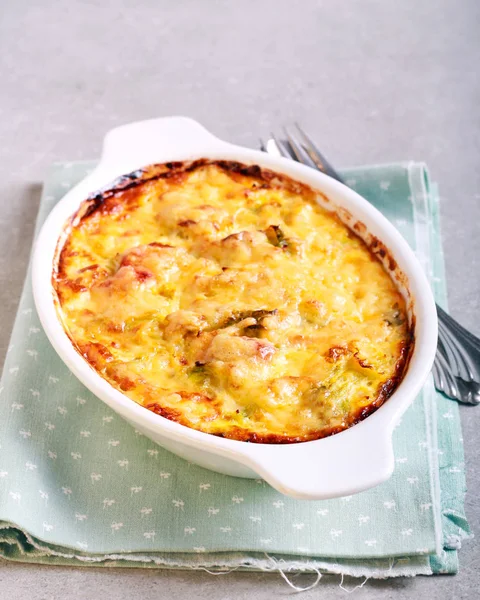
top-left (53, 160), bottom-right (412, 443)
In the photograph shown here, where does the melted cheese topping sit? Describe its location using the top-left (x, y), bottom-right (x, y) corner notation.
top-left (54, 161), bottom-right (410, 443)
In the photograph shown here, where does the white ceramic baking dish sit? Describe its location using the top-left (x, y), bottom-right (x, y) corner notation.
top-left (32, 117), bottom-right (437, 500)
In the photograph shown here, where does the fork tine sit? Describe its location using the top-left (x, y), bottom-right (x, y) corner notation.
top-left (265, 138), bottom-right (283, 158)
top-left (271, 133), bottom-right (294, 159)
top-left (259, 136), bottom-right (281, 157)
top-left (294, 124), bottom-right (345, 184)
top-left (283, 127), bottom-right (317, 169)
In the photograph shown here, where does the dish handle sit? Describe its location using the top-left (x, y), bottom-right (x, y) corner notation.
top-left (98, 116), bottom-right (231, 175)
top-left (243, 421), bottom-right (395, 500)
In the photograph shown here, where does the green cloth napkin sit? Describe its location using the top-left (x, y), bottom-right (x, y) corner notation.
top-left (0, 161), bottom-right (470, 578)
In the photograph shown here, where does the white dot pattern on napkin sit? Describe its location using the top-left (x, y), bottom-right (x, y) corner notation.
top-left (0, 162), bottom-right (469, 570)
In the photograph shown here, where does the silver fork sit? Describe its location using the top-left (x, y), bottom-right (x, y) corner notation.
top-left (260, 125), bottom-right (480, 405)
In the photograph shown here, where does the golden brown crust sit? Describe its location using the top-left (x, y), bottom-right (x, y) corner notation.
top-left (53, 159), bottom-right (414, 444)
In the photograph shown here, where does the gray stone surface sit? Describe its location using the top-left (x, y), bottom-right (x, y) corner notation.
top-left (0, 0), bottom-right (478, 597)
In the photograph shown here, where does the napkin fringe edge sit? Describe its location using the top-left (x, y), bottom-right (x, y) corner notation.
top-left (0, 523), bottom-right (433, 579)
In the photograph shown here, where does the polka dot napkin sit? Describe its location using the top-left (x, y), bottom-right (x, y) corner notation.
top-left (0, 161), bottom-right (470, 577)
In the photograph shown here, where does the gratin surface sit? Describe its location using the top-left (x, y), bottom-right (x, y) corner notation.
top-left (54, 161), bottom-right (410, 443)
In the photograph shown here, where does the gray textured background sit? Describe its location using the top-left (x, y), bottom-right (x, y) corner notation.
top-left (0, 0), bottom-right (478, 597)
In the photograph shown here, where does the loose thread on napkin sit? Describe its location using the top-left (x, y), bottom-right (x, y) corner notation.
top-left (339, 573), bottom-right (369, 593)
top-left (199, 566), bottom-right (240, 576)
top-left (266, 554), bottom-right (322, 592)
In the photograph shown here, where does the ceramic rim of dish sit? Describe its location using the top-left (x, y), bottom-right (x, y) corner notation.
top-left (32, 117), bottom-right (438, 499)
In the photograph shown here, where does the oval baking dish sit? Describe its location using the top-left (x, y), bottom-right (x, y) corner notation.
top-left (32, 117), bottom-right (437, 499)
